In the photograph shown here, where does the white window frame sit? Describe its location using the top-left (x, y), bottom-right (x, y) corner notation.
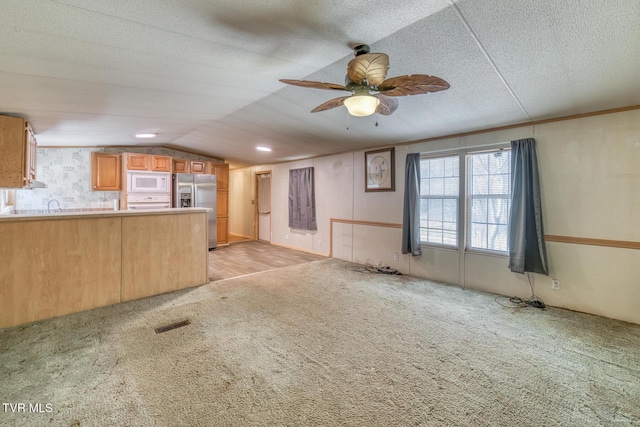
top-left (465, 148), bottom-right (512, 255)
top-left (419, 154), bottom-right (460, 248)
top-left (417, 143), bottom-right (512, 258)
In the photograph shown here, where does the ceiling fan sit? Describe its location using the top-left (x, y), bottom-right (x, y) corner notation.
top-left (280, 44), bottom-right (450, 117)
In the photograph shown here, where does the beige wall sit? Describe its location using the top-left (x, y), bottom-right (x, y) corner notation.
top-left (228, 109), bottom-right (640, 324)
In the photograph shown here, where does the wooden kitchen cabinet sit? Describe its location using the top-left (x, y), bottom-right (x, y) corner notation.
top-left (0, 115), bottom-right (38, 188)
top-left (26, 125), bottom-right (37, 183)
top-left (150, 155), bottom-right (172, 172)
top-left (173, 159), bottom-right (190, 173)
top-left (190, 160), bottom-right (206, 174)
top-left (123, 153), bottom-right (149, 170)
top-left (217, 217), bottom-right (228, 246)
top-left (213, 163), bottom-right (229, 189)
top-left (122, 153), bottom-right (172, 172)
top-left (212, 162), bottom-right (230, 245)
top-left (91, 152), bottom-right (121, 191)
top-left (217, 190), bottom-right (228, 217)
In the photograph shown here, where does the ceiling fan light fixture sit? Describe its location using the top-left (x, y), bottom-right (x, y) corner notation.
top-left (135, 133), bottom-right (156, 138)
top-left (343, 95), bottom-right (380, 117)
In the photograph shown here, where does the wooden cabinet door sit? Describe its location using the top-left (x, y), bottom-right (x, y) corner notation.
top-left (204, 161), bottom-right (214, 175)
top-left (173, 159), bottom-right (190, 173)
top-left (0, 115), bottom-right (28, 188)
top-left (150, 155), bottom-right (172, 172)
top-left (26, 124), bottom-right (37, 182)
top-left (217, 190), bottom-right (228, 216)
top-left (191, 160), bottom-right (205, 174)
top-left (92, 152), bottom-right (121, 191)
top-left (126, 153), bottom-right (148, 170)
top-left (217, 217), bottom-right (228, 245)
top-left (213, 163), bottom-right (229, 190)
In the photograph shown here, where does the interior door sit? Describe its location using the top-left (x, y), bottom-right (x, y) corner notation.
top-left (257, 173), bottom-right (271, 242)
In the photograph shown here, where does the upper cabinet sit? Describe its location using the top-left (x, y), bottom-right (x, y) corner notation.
top-left (122, 153), bottom-right (172, 172)
top-left (173, 159), bottom-right (190, 173)
top-left (190, 160), bottom-right (205, 174)
top-left (213, 163), bottom-right (229, 190)
top-left (0, 115), bottom-right (37, 188)
top-left (125, 153), bottom-right (148, 170)
top-left (91, 152), bottom-right (121, 191)
top-left (150, 155), bottom-right (172, 172)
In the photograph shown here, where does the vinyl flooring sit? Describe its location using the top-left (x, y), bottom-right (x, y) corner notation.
top-left (208, 240), bottom-right (326, 281)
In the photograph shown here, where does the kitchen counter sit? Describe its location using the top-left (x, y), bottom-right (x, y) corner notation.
top-left (0, 207), bottom-right (211, 221)
top-left (0, 209), bottom-right (210, 329)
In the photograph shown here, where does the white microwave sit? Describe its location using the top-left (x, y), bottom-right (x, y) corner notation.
top-left (127, 171), bottom-right (171, 193)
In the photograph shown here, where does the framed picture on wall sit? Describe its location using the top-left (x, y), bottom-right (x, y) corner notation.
top-left (365, 147), bottom-right (395, 192)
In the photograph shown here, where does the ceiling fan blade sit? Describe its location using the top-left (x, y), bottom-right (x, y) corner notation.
top-left (374, 94), bottom-right (399, 115)
top-left (378, 74), bottom-right (450, 96)
top-left (311, 96), bottom-right (349, 113)
top-left (347, 53), bottom-right (389, 86)
top-left (280, 79), bottom-right (348, 91)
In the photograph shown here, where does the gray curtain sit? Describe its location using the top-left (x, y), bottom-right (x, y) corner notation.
top-left (508, 138), bottom-right (548, 274)
top-left (401, 153), bottom-right (422, 256)
top-left (289, 167), bottom-right (317, 231)
top-left (257, 174), bottom-right (271, 214)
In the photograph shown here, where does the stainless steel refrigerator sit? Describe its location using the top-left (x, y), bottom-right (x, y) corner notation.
top-left (173, 173), bottom-right (217, 250)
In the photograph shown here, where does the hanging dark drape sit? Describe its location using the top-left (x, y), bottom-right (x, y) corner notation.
top-left (289, 167), bottom-right (317, 231)
top-left (401, 153), bottom-right (422, 256)
top-left (508, 138), bottom-right (548, 274)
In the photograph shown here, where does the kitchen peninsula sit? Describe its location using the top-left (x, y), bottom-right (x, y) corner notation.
top-left (0, 208), bottom-right (210, 329)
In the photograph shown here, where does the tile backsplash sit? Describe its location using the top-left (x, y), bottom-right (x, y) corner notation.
top-left (15, 146), bottom-right (222, 211)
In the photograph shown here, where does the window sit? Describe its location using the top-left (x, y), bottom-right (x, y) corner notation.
top-left (419, 155), bottom-right (459, 246)
top-left (467, 150), bottom-right (511, 252)
top-left (418, 148), bottom-right (512, 253)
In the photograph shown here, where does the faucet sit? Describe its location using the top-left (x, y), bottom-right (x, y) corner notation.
top-left (47, 199), bottom-right (62, 213)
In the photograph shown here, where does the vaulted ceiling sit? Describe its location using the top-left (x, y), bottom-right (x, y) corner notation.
top-left (1, 0), bottom-right (639, 168)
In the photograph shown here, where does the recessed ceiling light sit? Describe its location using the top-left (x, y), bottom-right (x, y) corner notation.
top-left (135, 133), bottom-right (156, 138)
top-left (256, 146), bottom-right (272, 152)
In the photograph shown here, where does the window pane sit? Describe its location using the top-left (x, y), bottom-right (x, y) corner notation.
top-left (444, 177), bottom-right (458, 196)
top-left (419, 155), bottom-right (459, 247)
top-left (490, 152), bottom-right (510, 174)
top-left (443, 199), bottom-right (457, 223)
top-left (444, 157), bottom-right (457, 177)
top-left (488, 224), bottom-right (508, 252)
top-left (420, 178), bottom-right (430, 196)
top-left (430, 158), bottom-right (444, 178)
top-left (471, 175), bottom-right (489, 195)
top-left (488, 199), bottom-right (509, 225)
top-left (489, 173), bottom-right (510, 195)
top-left (471, 223), bottom-right (487, 248)
top-left (420, 161), bottom-right (429, 180)
top-left (471, 198), bottom-right (487, 223)
top-left (471, 155), bottom-right (489, 176)
top-left (468, 150), bottom-right (512, 252)
top-left (430, 178), bottom-right (445, 195)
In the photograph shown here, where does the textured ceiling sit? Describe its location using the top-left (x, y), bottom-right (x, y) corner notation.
top-left (1, 0), bottom-right (639, 168)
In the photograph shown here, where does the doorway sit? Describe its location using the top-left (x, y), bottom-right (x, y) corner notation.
top-left (254, 171), bottom-right (271, 242)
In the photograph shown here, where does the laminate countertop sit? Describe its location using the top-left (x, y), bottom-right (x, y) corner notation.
top-left (0, 207), bottom-right (211, 222)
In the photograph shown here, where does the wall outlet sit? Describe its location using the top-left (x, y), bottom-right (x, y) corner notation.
top-left (551, 279), bottom-right (560, 291)
top-left (285, 234), bottom-right (288, 240)
top-left (393, 253), bottom-right (399, 261)
top-left (318, 239), bottom-right (322, 247)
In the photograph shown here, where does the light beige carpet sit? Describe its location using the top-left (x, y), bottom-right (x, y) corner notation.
top-left (1, 258), bottom-right (639, 426)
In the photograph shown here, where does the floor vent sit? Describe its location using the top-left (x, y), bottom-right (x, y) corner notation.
top-left (155, 319), bottom-right (191, 334)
